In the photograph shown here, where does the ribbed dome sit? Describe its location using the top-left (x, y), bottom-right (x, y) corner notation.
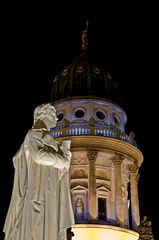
top-left (51, 50), bottom-right (119, 103)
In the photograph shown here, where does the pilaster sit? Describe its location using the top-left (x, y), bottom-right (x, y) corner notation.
top-left (87, 150), bottom-right (98, 221)
top-left (129, 163), bottom-right (140, 230)
top-left (110, 153), bottom-right (124, 226)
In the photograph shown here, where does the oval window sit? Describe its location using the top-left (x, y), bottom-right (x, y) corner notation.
top-left (75, 109), bottom-right (85, 118)
top-left (57, 112), bottom-right (64, 122)
top-left (96, 110), bottom-right (105, 120)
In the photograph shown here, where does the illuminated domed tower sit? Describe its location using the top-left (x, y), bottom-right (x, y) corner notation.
top-left (51, 22), bottom-right (143, 240)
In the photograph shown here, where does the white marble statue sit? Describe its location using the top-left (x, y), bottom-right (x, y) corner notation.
top-left (3, 103), bottom-right (75, 240)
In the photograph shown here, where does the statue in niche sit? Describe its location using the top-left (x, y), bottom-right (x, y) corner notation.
top-left (3, 103), bottom-right (75, 240)
top-left (75, 197), bottom-right (84, 221)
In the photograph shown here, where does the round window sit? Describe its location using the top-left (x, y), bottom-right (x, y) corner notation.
top-left (96, 110), bottom-right (105, 120)
top-left (57, 112), bottom-right (64, 122)
top-left (74, 109), bottom-right (85, 118)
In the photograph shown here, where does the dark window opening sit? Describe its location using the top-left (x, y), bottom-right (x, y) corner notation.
top-left (96, 110), bottom-right (105, 120)
top-left (57, 112), bottom-right (64, 122)
top-left (98, 198), bottom-right (106, 221)
top-left (75, 109), bottom-right (85, 118)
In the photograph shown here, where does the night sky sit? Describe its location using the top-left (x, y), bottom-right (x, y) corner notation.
top-left (1, 4), bottom-right (158, 239)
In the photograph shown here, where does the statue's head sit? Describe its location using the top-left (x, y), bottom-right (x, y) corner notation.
top-left (33, 103), bottom-right (57, 130)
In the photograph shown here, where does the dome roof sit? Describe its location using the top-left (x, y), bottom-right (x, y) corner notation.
top-left (51, 21), bottom-right (120, 103)
top-left (51, 50), bottom-right (119, 103)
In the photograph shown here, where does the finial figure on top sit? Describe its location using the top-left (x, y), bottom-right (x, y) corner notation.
top-left (81, 20), bottom-right (89, 50)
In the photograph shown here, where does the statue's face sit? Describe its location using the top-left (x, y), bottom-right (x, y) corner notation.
top-left (43, 107), bottom-right (58, 130)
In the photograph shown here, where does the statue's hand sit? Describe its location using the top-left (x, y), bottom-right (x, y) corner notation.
top-left (60, 140), bottom-right (72, 158)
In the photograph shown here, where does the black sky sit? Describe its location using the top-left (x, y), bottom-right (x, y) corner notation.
top-left (1, 4), bottom-right (158, 239)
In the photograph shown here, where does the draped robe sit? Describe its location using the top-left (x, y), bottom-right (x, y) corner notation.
top-left (3, 128), bottom-right (75, 240)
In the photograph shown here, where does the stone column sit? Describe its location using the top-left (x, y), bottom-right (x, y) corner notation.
top-left (121, 166), bottom-right (130, 228)
top-left (87, 150), bottom-right (98, 221)
top-left (106, 193), bottom-right (111, 220)
top-left (110, 154), bottom-right (124, 226)
top-left (110, 159), bottom-right (116, 222)
top-left (129, 164), bottom-right (140, 231)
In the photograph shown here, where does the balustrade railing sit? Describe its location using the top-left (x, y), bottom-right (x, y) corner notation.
top-left (51, 126), bottom-right (136, 146)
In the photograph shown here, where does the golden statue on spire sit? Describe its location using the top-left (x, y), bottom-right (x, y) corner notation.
top-left (81, 20), bottom-right (89, 50)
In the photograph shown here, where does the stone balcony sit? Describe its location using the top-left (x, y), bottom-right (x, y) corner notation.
top-left (51, 124), bottom-right (137, 147)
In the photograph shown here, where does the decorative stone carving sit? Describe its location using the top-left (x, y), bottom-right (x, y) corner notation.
top-left (72, 156), bottom-right (88, 165)
top-left (76, 65), bottom-right (85, 73)
top-left (107, 72), bottom-right (112, 79)
top-left (121, 165), bottom-right (130, 178)
top-left (94, 67), bottom-right (101, 75)
top-left (138, 216), bottom-right (154, 240)
top-left (110, 153), bottom-right (124, 167)
top-left (78, 170), bottom-right (84, 177)
top-left (87, 150), bottom-right (98, 161)
top-left (73, 105), bottom-right (87, 113)
top-left (62, 68), bottom-right (69, 76)
top-left (128, 163), bottom-right (139, 174)
top-left (129, 131), bottom-right (135, 139)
